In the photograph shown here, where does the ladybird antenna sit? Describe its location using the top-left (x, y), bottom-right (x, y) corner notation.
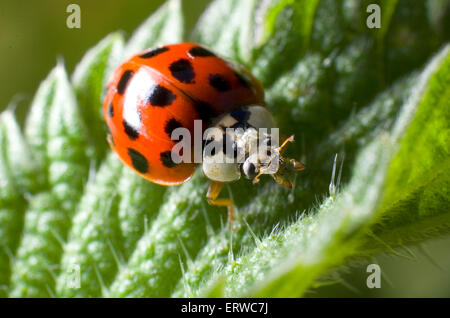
top-left (278, 135), bottom-right (295, 154)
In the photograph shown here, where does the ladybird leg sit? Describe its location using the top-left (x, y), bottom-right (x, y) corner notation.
top-left (107, 134), bottom-right (115, 149)
top-left (207, 180), bottom-right (235, 224)
top-left (272, 173), bottom-right (294, 189)
top-left (271, 159), bottom-right (305, 188)
top-left (289, 158), bottom-right (306, 171)
top-left (252, 169), bottom-right (265, 184)
top-left (277, 135), bottom-right (295, 154)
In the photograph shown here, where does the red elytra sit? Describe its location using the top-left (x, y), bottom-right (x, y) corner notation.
top-left (103, 42), bottom-right (265, 186)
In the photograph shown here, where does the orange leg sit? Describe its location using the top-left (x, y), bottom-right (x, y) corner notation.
top-left (272, 173), bottom-right (293, 188)
top-left (278, 135), bottom-right (295, 153)
top-left (289, 158), bottom-right (305, 171)
top-left (207, 180), bottom-right (235, 224)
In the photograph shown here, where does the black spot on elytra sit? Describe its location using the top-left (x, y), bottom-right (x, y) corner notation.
top-left (169, 58), bottom-right (195, 84)
top-left (160, 151), bottom-right (178, 168)
top-left (165, 118), bottom-right (183, 139)
top-left (209, 74), bottom-right (231, 92)
top-left (123, 119), bottom-right (140, 140)
top-left (147, 85), bottom-right (177, 107)
top-left (194, 101), bottom-right (216, 124)
top-left (128, 148), bottom-right (149, 174)
top-left (140, 46), bottom-right (169, 58)
top-left (117, 70), bottom-right (134, 95)
top-left (230, 108), bottom-right (250, 123)
top-left (234, 71), bottom-right (251, 88)
top-left (188, 46), bottom-right (216, 57)
top-left (108, 102), bottom-right (114, 118)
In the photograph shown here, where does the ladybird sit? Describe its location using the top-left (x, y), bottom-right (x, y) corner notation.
top-left (103, 42), bottom-right (304, 222)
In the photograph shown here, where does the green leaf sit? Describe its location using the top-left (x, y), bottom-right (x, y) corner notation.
top-left (0, 111), bottom-right (30, 297)
top-left (426, 0), bottom-right (450, 36)
top-left (124, 0), bottom-right (184, 58)
top-left (192, 0), bottom-right (259, 64)
top-left (71, 33), bottom-right (125, 163)
top-left (24, 70), bottom-right (57, 179)
top-left (10, 64), bottom-right (91, 297)
top-left (117, 170), bottom-right (166, 259)
top-left (173, 70), bottom-right (419, 297)
top-left (252, 0), bottom-right (320, 85)
top-left (109, 173), bottom-right (223, 298)
top-left (265, 52), bottom-right (332, 132)
top-left (0, 109), bottom-right (41, 194)
top-left (331, 35), bottom-right (378, 114)
top-left (0, 167), bottom-right (20, 297)
top-left (245, 136), bottom-right (394, 297)
top-left (310, 0), bottom-right (347, 54)
top-left (314, 73), bottom-right (418, 171)
top-left (56, 153), bottom-right (123, 297)
top-left (368, 45), bottom-right (450, 249)
top-left (2, 0), bottom-right (450, 299)
top-left (192, 0), bottom-right (241, 57)
top-left (200, 44), bottom-right (450, 297)
top-left (384, 0), bottom-right (443, 81)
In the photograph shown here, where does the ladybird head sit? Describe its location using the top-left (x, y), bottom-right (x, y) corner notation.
top-left (248, 135), bottom-right (305, 188)
top-left (202, 106), bottom-right (305, 187)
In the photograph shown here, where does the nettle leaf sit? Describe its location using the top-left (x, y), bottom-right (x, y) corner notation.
top-left (71, 32), bottom-right (125, 163)
top-left (0, 110), bottom-right (40, 194)
top-left (24, 70), bottom-right (57, 178)
top-left (56, 153), bottom-right (123, 298)
top-left (116, 170), bottom-right (167, 260)
top-left (201, 44), bottom-right (450, 298)
top-left (243, 135), bottom-right (394, 297)
top-left (384, 0), bottom-right (445, 81)
top-left (367, 45), bottom-right (450, 250)
top-left (109, 173), bottom-right (224, 298)
top-left (9, 64), bottom-right (91, 297)
top-left (0, 110), bottom-right (35, 297)
top-left (192, 0), bottom-right (259, 64)
top-left (172, 72), bottom-right (417, 298)
top-left (0, 161), bottom-right (21, 298)
top-left (124, 0), bottom-right (184, 58)
top-left (265, 52), bottom-right (332, 132)
top-left (252, 0), bottom-right (320, 85)
top-left (1, 0), bottom-right (449, 298)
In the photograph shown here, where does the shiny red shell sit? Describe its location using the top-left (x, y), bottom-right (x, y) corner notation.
top-left (103, 42), bottom-right (264, 185)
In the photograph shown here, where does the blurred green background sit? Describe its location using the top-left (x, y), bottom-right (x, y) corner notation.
top-left (0, 0), bottom-right (210, 121)
top-left (0, 0), bottom-right (448, 297)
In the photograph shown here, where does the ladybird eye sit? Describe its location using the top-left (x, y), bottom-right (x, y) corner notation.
top-left (241, 161), bottom-right (257, 179)
top-left (247, 163), bottom-right (257, 178)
